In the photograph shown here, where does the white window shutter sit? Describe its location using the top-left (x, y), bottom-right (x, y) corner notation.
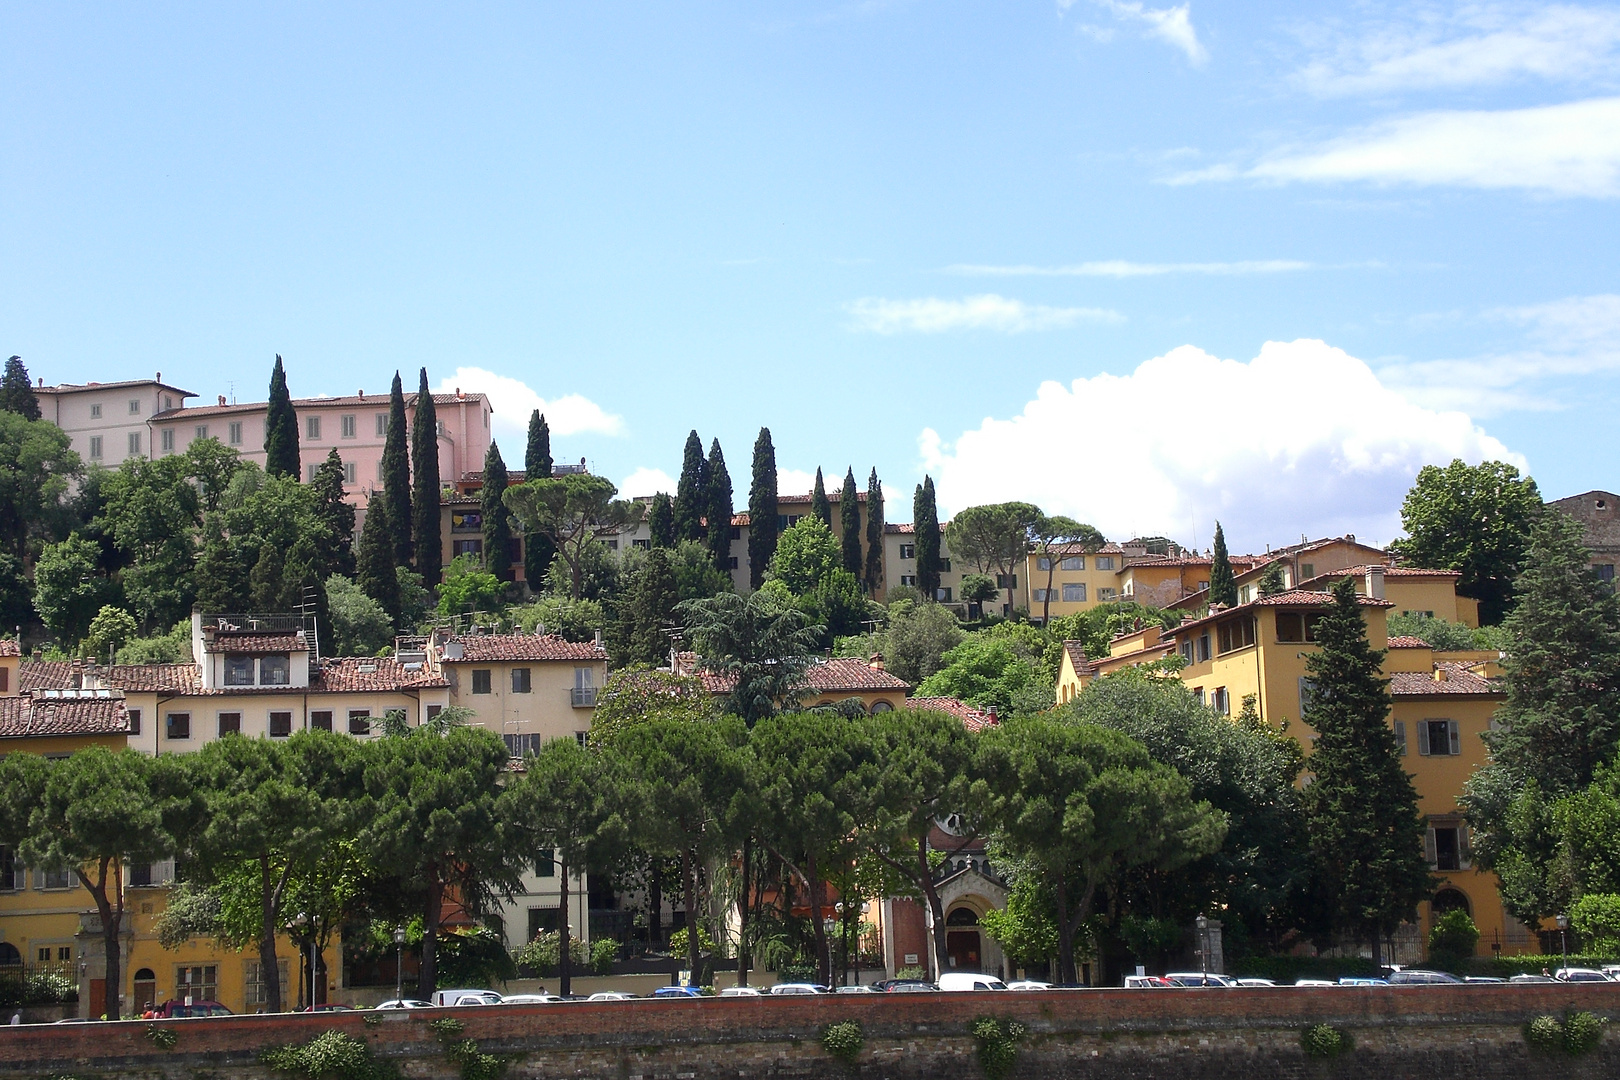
top-left (1459, 825), bottom-right (1472, 870)
top-left (1424, 827), bottom-right (1438, 867)
top-left (1393, 721), bottom-right (1407, 755)
top-left (1418, 721), bottom-right (1431, 756)
top-left (1448, 720), bottom-right (1460, 756)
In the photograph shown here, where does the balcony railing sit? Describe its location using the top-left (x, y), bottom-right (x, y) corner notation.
top-left (570, 687), bottom-right (598, 708)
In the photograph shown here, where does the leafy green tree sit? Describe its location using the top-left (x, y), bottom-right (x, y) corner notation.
top-left (310, 450), bottom-right (356, 578)
top-left (705, 439), bottom-right (733, 574)
top-left (1032, 515), bottom-right (1106, 624)
top-left (34, 535), bottom-right (113, 646)
top-left (647, 492), bottom-right (675, 550)
top-left (913, 476), bottom-right (941, 601)
top-left (680, 590), bottom-right (818, 725)
top-left (673, 430), bottom-right (708, 543)
top-left (1302, 578), bottom-right (1432, 962)
top-left (84, 605), bottom-right (137, 662)
top-left (263, 354), bottom-right (300, 480)
top-left (512, 593), bottom-right (606, 642)
top-left (437, 553), bottom-right (505, 617)
top-left (381, 372), bottom-right (413, 566)
top-left (587, 668), bottom-right (717, 749)
top-left (1570, 893), bottom-right (1620, 956)
top-left (481, 441), bottom-right (513, 582)
top-left (837, 598), bottom-right (964, 686)
top-left (115, 617), bottom-right (192, 664)
top-left (411, 370), bottom-right (442, 586)
top-left (1389, 459), bottom-right (1542, 625)
top-left (959, 573), bottom-right (999, 611)
top-left (811, 467), bottom-right (831, 528)
top-left (1043, 602), bottom-right (1181, 663)
top-left (671, 539), bottom-right (733, 601)
top-left (1208, 522), bottom-right (1236, 608)
top-left (980, 875), bottom-right (1058, 973)
top-left (183, 437), bottom-right (247, 515)
top-left (523, 411), bottom-right (557, 587)
top-left (862, 469), bottom-right (885, 595)
top-left (0, 355), bottom-right (41, 420)
top-left (839, 468), bottom-right (862, 576)
top-left (325, 574), bottom-right (394, 655)
top-left (356, 496), bottom-right (402, 626)
top-left (615, 546), bottom-right (680, 667)
top-left (765, 516), bottom-right (875, 644)
top-left (1257, 560), bottom-right (1288, 597)
top-left (397, 565), bottom-right (432, 628)
top-left (916, 636), bottom-right (1047, 716)
top-left (946, 502), bottom-right (1042, 616)
top-left (1, 749), bottom-right (186, 1020)
top-left (1426, 909), bottom-right (1479, 971)
top-left (98, 456), bottom-right (202, 628)
top-left (504, 473), bottom-right (645, 601)
top-left (0, 410), bottom-right (80, 562)
top-left (980, 718), bottom-right (1225, 983)
top-left (500, 739), bottom-right (628, 995)
top-left (1384, 612), bottom-right (1474, 650)
top-left (360, 724), bottom-right (519, 997)
top-left (747, 429), bottom-right (778, 590)
top-left (768, 517), bottom-right (843, 594)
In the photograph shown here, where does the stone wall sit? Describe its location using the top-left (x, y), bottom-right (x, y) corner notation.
top-left (3, 984), bottom-right (1618, 1080)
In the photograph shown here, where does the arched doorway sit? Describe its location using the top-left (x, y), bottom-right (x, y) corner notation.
top-left (946, 907), bottom-right (982, 972)
top-left (133, 968), bottom-right (157, 1014)
top-left (1432, 888), bottom-right (1471, 916)
top-left (0, 942), bottom-right (19, 967)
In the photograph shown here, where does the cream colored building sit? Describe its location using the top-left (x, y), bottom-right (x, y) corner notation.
top-left (35, 376), bottom-right (197, 468)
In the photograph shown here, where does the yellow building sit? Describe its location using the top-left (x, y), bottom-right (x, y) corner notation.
top-left (1299, 565), bottom-right (1480, 628)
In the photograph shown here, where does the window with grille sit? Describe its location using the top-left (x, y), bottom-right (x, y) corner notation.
top-left (175, 965), bottom-right (217, 1003)
top-left (90, 404), bottom-right (102, 418)
top-left (343, 462), bottom-right (356, 484)
top-left (1062, 583), bottom-right (1086, 602)
top-left (243, 960), bottom-right (290, 1010)
top-left (129, 399), bottom-right (141, 415)
top-left (194, 425), bottom-right (208, 441)
top-left (1393, 721), bottom-right (1407, 755)
top-left (225, 655), bottom-right (253, 685)
top-left (1062, 556), bottom-right (1084, 571)
top-left (129, 432), bottom-right (142, 456)
top-left (1095, 556), bottom-right (1114, 570)
top-left (89, 436), bottom-right (102, 459)
top-left (900, 544), bottom-right (915, 560)
top-left (260, 656), bottom-right (289, 685)
top-left (41, 866), bottom-right (72, 889)
top-left (161, 429), bottom-right (174, 452)
top-left (504, 733), bottom-right (542, 758)
top-left (376, 412), bottom-right (388, 436)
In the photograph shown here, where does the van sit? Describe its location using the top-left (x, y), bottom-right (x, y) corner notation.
top-left (937, 972), bottom-right (1008, 992)
top-left (430, 989), bottom-right (503, 1007)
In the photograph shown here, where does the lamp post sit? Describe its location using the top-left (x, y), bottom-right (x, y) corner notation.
top-left (1557, 914), bottom-right (1570, 976)
top-left (1195, 915), bottom-right (1209, 984)
top-left (394, 928), bottom-right (407, 1003)
top-left (822, 916), bottom-right (838, 987)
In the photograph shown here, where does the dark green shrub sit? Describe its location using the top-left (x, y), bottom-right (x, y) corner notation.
top-left (971, 1017), bottom-right (1027, 1080)
top-left (511, 931), bottom-right (587, 978)
top-left (426, 1016), bottom-right (465, 1041)
top-left (1426, 909), bottom-right (1480, 972)
top-left (261, 1029), bottom-right (398, 1080)
top-left (145, 1024), bottom-right (179, 1050)
top-left (1526, 1015), bottom-right (1564, 1054)
top-left (590, 937), bottom-right (620, 974)
top-left (1301, 1023), bottom-right (1348, 1059)
top-left (821, 1020), bottom-right (864, 1064)
top-left (1564, 1012), bottom-right (1605, 1056)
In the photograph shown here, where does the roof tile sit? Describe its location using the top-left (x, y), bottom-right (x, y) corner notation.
top-left (908, 696), bottom-right (998, 731)
top-left (0, 695), bottom-right (129, 739)
top-left (447, 634), bottom-right (608, 663)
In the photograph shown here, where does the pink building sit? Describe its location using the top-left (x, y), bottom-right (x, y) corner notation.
top-left (146, 388), bottom-right (492, 502)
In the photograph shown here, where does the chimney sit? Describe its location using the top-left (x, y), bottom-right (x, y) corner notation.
top-left (70, 657), bottom-right (84, 690)
top-left (1434, 665), bottom-right (1448, 683)
top-left (986, 705), bottom-right (999, 726)
top-left (358, 389), bottom-right (365, 399)
top-left (455, 387), bottom-right (463, 399)
top-left (1365, 566), bottom-right (1385, 600)
top-left (593, 629), bottom-right (604, 649)
top-left (868, 653), bottom-right (885, 672)
top-left (156, 372), bottom-right (161, 382)
top-left (218, 394), bottom-right (226, 406)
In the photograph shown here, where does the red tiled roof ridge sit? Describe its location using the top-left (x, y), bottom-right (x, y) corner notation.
top-left (908, 696), bottom-right (998, 731)
top-left (447, 632), bottom-right (608, 662)
top-left (1387, 635), bottom-right (1432, 648)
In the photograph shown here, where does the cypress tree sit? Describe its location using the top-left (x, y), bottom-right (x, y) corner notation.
top-left (706, 438), bottom-right (733, 574)
top-left (482, 441), bottom-right (513, 582)
top-left (1302, 578), bottom-right (1432, 964)
top-left (810, 467), bottom-right (831, 527)
top-left (747, 428), bottom-right (779, 589)
top-left (311, 449), bottom-right (356, 578)
top-left (839, 467), bottom-right (862, 576)
top-left (648, 493), bottom-right (676, 550)
top-left (411, 370), bottom-right (442, 587)
top-left (630, 547), bottom-right (681, 666)
top-left (357, 497), bottom-right (402, 626)
top-left (863, 468), bottom-right (884, 595)
top-left (522, 411), bottom-right (557, 590)
top-left (1208, 522), bottom-right (1236, 608)
top-left (0, 356), bottom-right (40, 420)
top-left (264, 354), bottom-right (300, 480)
top-left (381, 372), bottom-right (413, 566)
top-left (914, 475), bottom-right (941, 600)
top-left (674, 430), bottom-right (708, 542)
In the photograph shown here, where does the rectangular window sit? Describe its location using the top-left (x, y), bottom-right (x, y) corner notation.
top-left (1196, 634), bottom-right (1212, 663)
top-left (471, 669), bottom-right (492, 694)
top-left (348, 710), bottom-right (371, 735)
top-left (90, 403), bottom-right (102, 418)
top-left (1062, 556), bottom-right (1084, 571)
top-left (310, 710), bottom-right (333, 732)
top-left (1217, 617), bottom-right (1256, 654)
top-left (512, 668), bottom-right (532, 693)
top-left (228, 421), bottom-right (243, 446)
top-left (161, 428), bottom-right (174, 453)
top-left (536, 850), bottom-right (555, 877)
top-left (426, 704), bottom-right (443, 722)
top-left (217, 712), bottom-right (241, 737)
top-left (1274, 612), bottom-right (1323, 643)
top-left (1393, 720), bottom-right (1407, 756)
top-left (88, 436), bottom-right (102, 459)
top-left (940, 558), bottom-right (952, 572)
top-left (727, 556), bottom-right (739, 570)
top-left (729, 526), bottom-right (740, 540)
top-left (129, 399), bottom-right (142, 415)
top-left (305, 416), bottom-right (320, 440)
top-left (633, 538), bottom-right (650, 549)
top-left (341, 414), bottom-right (357, 438)
top-left (225, 655), bottom-right (254, 685)
top-left (41, 866), bottom-right (72, 889)
top-left (453, 539), bottom-right (482, 558)
top-left (1429, 826), bottom-right (1463, 871)
top-left (376, 412), bottom-right (388, 437)
top-left (504, 733), bottom-right (542, 758)
top-left (575, 731), bottom-right (588, 747)
top-left (343, 462), bottom-right (356, 484)
top-left (900, 544), bottom-right (916, 560)
top-left (130, 861), bottom-right (153, 887)
top-left (572, 666), bottom-right (596, 707)
top-left (308, 463), bottom-right (320, 482)
top-left (996, 574), bottom-right (1017, 590)
top-left (0, 846), bottom-right (20, 890)
top-left (1032, 589), bottom-right (1052, 602)
top-left (1097, 587), bottom-right (1117, 602)
top-left (1598, 564), bottom-right (1616, 586)
top-left (900, 575), bottom-right (917, 587)
top-left (1179, 640), bottom-right (1194, 664)
top-left (1419, 719), bottom-right (1460, 756)
top-left (194, 425), bottom-right (208, 441)
top-left (243, 960), bottom-right (291, 1010)
top-left (1300, 563), bottom-right (1314, 580)
top-left (259, 657), bottom-right (289, 687)
top-left (1062, 583), bottom-right (1087, 603)
top-left (175, 965), bottom-right (218, 1003)
top-left (1212, 687), bottom-right (1229, 715)
top-left (935, 587), bottom-right (953, 603)
top-left (129, 432), bottom-right (142, 456)
top-left (127, 708), bottom-right (141, 735)
top-left (269, 711), bottom-right (292, 738)
top-left (166, 712), bottom-right (191, 740)
top-left (1095, 556), bottom-right (1115, 570)
top-left (1036, 556), bottom-right (1052, 571)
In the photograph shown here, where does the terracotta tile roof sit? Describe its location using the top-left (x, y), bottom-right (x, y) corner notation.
top-left (1299, 565), bottom-right (1459, 587)
top-left (0, 639), bottom-right (19, 658)
top-left (107, 665), bottom-right (203, 692)
top-left (1061, 641), bottom-right (1094, 675)
top-left (1389, 663), bottom-right (1501, 697)
top-left (1172, 590), bottom-right (1394, 636)
top-left (884, 523), bottom-right (946, 535)
top-left (446, 634), bottom-right (608, 663)
top-left (204, 632), bottom-right (306, 654)
top-left (0, 694), bottom-right (129, 739)
top-left (19, 661), bottom-right (70, 691)
top-left (698, 657), bottom-right (911, 695)
top-left (908, 697), bottom-right (999, 731)
top-left (38, 378), bottom-right (195, 396)
top-left (1387, 635), bottom-right (1432, 649)
top-left (313, 657), bottom-right (449, 692)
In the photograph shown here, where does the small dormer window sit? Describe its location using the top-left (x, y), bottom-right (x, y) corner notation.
top-left (260, 655), bottom-right (290, 685)
top-left (224, 655), bottom-right (254, 685)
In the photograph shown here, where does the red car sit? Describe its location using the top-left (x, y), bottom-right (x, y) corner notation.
top-left (155, 999), bottom-right (233, 1018)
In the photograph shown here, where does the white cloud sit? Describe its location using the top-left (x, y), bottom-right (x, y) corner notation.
top-left (618, 467), bottom-right (677, 499)
top-left (776, 468), bottom-right (819, 498)
top-left (919, 339), bottom-right (1520, 552)
top-left (431, 367), bottom-right (625, 451)
top-left (847, 295), bottom-right (1123, 334)
top-left (1297, 5), bottom-right (1620, 96)
top-left (945, 259), bottom-right (1310, 277)
top-left (1067, 1), bottom-right (1208, 65)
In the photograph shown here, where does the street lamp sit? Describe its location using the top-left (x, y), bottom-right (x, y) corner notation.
top-left (393, 928), bottom-right (407, 1003)
top-left (823, 915), bottom-right (838, 987)
top-left (1195, 915), bottom-right (1209, 984)
top-left (1557, 914), bottom-right (1570, 976)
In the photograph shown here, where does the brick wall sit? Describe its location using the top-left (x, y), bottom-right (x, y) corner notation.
top-left (4, 985), bottom-right (1618, 1080)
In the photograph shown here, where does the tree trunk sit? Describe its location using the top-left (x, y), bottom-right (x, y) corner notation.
top-left (682, 847), bottom-right (700, 983)
top-left (648, 854), bottom-right (662, 948)
top-left (806, 849), bottom-right (830, 987)
top-left (558, 852), bottom-right (573, 997)
top-left (916, 840), bottom-right (951, 979)
top-left (737, 837), bottom-right (752, 986)
top-left (1043, 556), bottom-right (1056, 624)
top-left (1054, 874), bottom-right (1075, 985)
top-left (418, 875), bottom-right (443, 998)
top-left (258, 854), bottom-right (295, 1013)
top-left (84, 859), bottom-right (124, 1021)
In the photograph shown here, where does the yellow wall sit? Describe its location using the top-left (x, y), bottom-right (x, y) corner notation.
top-left (446, 658), bottom-right (606, 748)
top-left (1024, 549), bottom-right (1129, 618)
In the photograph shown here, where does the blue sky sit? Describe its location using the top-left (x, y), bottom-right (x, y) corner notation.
top-left (4, 1), bottom-right (1618, 553)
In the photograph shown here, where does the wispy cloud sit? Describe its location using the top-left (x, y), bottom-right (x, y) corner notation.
top-left (1173, 97), bottom-right (1620, 197)
top-left (1297, 4), bottom-right (1620, 96)
top-left (432, 367), bottom-right (625, 449)
top-left (847, 295), bottom-right (1123, 334)
top-left (945, 259), bottom-right (1311, 277)
top-left (1065, 0), bottom-right (1208, 65)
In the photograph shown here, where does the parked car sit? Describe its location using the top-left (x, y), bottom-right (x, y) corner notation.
top-left (938, 973), bottom-right (1009, 992)
top-left (769, 983), bottom-right (829, 995)
top-left (1293, 979), bottom-right (1336, 987)
top-left (1123, 975), bottom-right (1172, 988)
top-left (651, 985), bottom-right (705, 998)
top-left (834, 985), bottom-right (879, 994)
top-left (1337, 977), bottom-right (1390, 986)
top-left (587, 991), bottom-right (639, 1001)
top-left (882, 979), bottom-right (940, 993)
top-left (718, 986), bottom-right (763, 997)
top-left (1464, 976), bottom-right (1505, 984)
top-left (156, 1000), bottom-right (233, 1018)
top-left (1386, 970), bottom-right (1462, 985)
top-left (1555, 967), bottom-right (1613, 982)
top-left (501, 994), bottom-right (562, 1004)
top-left (1007, 980), bottom-right (1052, 991)
top-left (1164, 973), bottom-right (1237, 987)
top-left (1234, 978), bottom-right (1276, 987)
top-left (431, 989), bottom-right (503, 1007)
top-left (374, 999), bottom-right (433, 1010)
top-left (300, 1003), bottom-right (354, 1012)
top-left (1508, 974), bottom-right (1557, 984)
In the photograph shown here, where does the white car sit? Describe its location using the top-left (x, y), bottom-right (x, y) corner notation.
top-left (938, 973), bottom-right (1009, 992)
top-left (501, 994), bottom-right (561, 1004)
top-left (1007, 980), bottom-right (1051, 991)
top-left (373, 999), bottom-right (433, 1010)
top-left (1295, 979), bottom-right (1335, 987)
top-left (1555, 967), bottom-right (1613, 982)
top-left (834, 985), bottom-right (879, 994)
top-left (1164, 972), bottom-right (1237, 987)
top-left (719, 986), bottom-right (763, 997)
top-left (588, 991), bottom-right (638, 1001)
top-left (431, 989), bottom-right (503, 1007)
top-left (1234, 979), bottom-right (1276, 987)
top-left (768, 983), bottom-right (826, 995)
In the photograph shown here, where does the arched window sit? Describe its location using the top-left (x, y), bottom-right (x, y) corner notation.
top-left (0, 942), bottom-right (20, 966)
top-left (946, 907), bottom-right (980, 927)
top-left (870, 700), bottom-right (894, 714)
top-left (1432, 887), bottom-right (1471, 916)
